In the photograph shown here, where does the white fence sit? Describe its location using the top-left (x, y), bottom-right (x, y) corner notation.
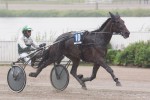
top-left (0, 41), bottom-right (17, 63)
top-left (111, 33), bottom-right (150, 50)
top-left (0, 33), bottom-right (150, 64)
top-left (0, 41), bottom-right (52, 64)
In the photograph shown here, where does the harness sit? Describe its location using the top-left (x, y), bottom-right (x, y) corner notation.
top-left (48, 20), bottom-right (123, 61)
top-left (73, 21), bottom-right (122, 60)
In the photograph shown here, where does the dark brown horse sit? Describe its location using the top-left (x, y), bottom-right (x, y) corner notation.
top-left (29, 12), bottom-right (130, 89)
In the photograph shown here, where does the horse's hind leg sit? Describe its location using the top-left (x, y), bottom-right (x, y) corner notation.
top-left (81, 63), bottom-right (100, 82)
top-left (29, 58), bottom-right (52, 77)
top-left (101, 62), bottom-right (121, 86)
top-left (70, 59), bottom-right (87, 90)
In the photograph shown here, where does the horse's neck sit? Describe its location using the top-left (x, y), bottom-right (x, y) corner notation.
top-left (100, 21), bottom-right (113, 46)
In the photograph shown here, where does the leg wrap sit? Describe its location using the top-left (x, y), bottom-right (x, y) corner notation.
top-left (114, 78), bottom-right (118, 82)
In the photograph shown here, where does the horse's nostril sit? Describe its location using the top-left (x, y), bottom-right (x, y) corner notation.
top-left (125, 32), bottom-right (130, 38)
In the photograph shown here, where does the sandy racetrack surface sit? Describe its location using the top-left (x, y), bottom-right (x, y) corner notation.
top-left (1, 65), bottom-right (150, 100)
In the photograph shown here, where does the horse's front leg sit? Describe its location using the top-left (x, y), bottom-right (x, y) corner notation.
top-left (101, 62), bottom-right (121, 86)
top-left (70, 60), bottom-right (87, 90)
top-left (81, 64), bottom-right (100, 82)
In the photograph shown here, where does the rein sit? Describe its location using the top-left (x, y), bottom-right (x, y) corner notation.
top-left (46, 20), bottom-right (122, 49)
top-left (81, 22), bottom-right (122, 46)
top-left (45, 36), bottom-right (74, 49)
top-left (90, 21), bottom-right (119, 35)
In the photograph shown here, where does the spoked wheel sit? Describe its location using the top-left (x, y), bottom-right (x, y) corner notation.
top-left (50, 64), bottom-right (69, 91)
top-left (7, 65), bottom-right (26, 93)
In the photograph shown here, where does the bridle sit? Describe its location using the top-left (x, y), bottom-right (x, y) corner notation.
top-left (51, 18), bottom-right (126, 47)
top-left (79, 19), bottom-right (126, 46)
top-left (90, 19), bottom-right (124, 36)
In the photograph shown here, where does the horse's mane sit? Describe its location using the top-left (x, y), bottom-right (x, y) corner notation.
top-left (91, 18), bottom-right (111, 33)
top-left (56, 18), bottom-right (112, 41)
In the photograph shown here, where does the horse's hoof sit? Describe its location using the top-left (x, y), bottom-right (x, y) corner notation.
top-left (116, 82), bottom-right (122, 86)
top-left (77, 74), bottom-right (83, 79)
top-left (29, 72), bottom-right (37, 77)
top-left (82, 86), bottom-right (87, 90)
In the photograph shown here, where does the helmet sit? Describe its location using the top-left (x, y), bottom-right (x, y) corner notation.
top-left (22, 25), bottom-right (32, 33)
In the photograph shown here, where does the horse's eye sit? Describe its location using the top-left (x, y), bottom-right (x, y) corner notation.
top-left (120, 26), bottom-right (123, 30)
top-left (114, 21), bottom-right (119, 24)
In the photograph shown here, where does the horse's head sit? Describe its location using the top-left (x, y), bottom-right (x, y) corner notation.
top-left (109, 12), bottom-right (130, 38)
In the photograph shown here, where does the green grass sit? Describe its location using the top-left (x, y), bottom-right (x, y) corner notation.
top-left (0, 9), bottom-right (150, 17)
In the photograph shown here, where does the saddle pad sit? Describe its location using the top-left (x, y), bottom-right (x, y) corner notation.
top-left (73, 32), bottom-right (83, 45)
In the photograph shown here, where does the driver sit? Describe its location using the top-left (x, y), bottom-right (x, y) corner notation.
top-left (17, 25), bottom-right (46, 66)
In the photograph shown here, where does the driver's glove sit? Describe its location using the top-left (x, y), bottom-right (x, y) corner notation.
top-left (29, 47), bottom-right (35, 51)
top-left (39, 43), bottom-right (46, 48)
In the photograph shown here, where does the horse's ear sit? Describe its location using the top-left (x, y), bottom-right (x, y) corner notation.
top-left (109, 12), bottom-right (115, 21)
top-left (116, 12), bottom-right (120, 18)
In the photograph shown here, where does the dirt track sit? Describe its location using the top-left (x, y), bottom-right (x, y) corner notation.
top-left (1, 65), bottom-right (150, 100)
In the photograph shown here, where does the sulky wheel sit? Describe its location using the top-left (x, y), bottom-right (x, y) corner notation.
top-left (50, 64), bottom-right (69, 91)
top-left (7, 65), bottom-right (26, 93)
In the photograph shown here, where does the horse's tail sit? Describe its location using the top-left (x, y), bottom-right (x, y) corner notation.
top-left (42, 44), bottom-right (65, 63)
top-left (42, 47), bottom-right (50, 60)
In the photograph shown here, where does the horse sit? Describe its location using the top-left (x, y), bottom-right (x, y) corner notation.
top-left (29, 12), bottom-right (130, 90)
